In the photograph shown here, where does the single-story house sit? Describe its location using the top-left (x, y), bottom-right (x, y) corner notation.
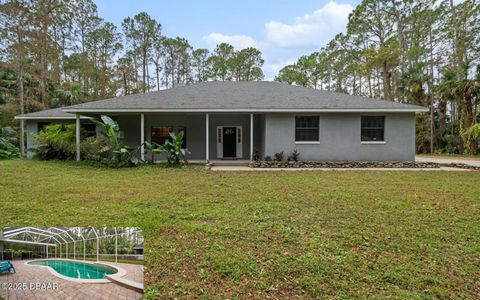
top-left (15, 81), bottom-right (428, 162)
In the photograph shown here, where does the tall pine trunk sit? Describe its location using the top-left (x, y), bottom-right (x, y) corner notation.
top-left (16, 26), bottom-right (25, 156)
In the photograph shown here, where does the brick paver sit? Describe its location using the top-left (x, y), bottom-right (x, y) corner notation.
top-left (0, 260), bottom-right (143, 300)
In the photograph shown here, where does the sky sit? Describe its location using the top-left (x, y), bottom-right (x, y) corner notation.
top-left (96, 0), bottom-right (362, 80)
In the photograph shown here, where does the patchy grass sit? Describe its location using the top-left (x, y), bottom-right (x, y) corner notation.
top-left (0, 159), bottom-right (479, 299)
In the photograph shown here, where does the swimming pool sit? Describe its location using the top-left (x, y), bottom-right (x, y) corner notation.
top-left (28, 260), bottom-right (117, 280)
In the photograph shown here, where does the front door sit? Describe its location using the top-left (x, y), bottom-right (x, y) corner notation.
top-left (222, 127), bottom-right (237, 158)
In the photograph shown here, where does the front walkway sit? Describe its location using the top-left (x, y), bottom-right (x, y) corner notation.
top-left (0, 260), bottom-right (143, 300)
top-left (415, 155), bottom-right (480, 167)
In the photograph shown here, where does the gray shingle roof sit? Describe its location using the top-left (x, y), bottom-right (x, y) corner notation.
top-left (64, 81), bottom-right (427, 112)
top-left (16, 82), bottom-right (428, 120)
top-left (15, 107), bottom-right (90, 120)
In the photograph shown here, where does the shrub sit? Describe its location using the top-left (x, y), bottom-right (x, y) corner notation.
top-left (34, 124), bottom-right (77, 160)
top-left (143, 141), bottom-right (163, 163)
top-left (273, 151), bottom-right (284, 161)
top-left (80, 136), bottom-right (114, 163)
top-left (92, 115), bottom-right (142, 167)
top-left (156, 131), bottom-right (190, 166)
top-left (265, 155), bottom-right (272, 161)
top-left (252, 148), bottom-right (261, 161)
top-left (287, 149), bottom-right (300, 162)
top-left (436, 133), bottom-right (461, 154)
top-left (462, 124), bottom-right (480, 154)
top-left (0, 126), bottom-right (19, 159)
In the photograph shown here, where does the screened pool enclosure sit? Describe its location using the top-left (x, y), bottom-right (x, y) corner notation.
top-left (0, 227), bottom-right (144, 263)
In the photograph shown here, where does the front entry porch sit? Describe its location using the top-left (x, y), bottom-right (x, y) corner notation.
top-left (74, 113), bottom-right (265, 163)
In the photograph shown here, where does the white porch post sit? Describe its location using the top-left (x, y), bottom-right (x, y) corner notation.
top-left (206, 113), bottom-right (210, 163)
top-left (76, 114), bottom-right (81, 161)
top-left (250, 113), bottom-right (254, 161)
top-left (140, 113), bottom-right (145, 161)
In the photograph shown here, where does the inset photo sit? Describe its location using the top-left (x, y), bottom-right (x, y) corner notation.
top-left (0, 227), bottom-right (144, 300)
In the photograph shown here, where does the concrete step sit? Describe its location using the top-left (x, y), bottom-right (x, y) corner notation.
top-left (209, 160), bottom-right (250, 166)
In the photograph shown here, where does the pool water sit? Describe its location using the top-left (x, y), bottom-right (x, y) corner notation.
top-left (29, 260), bottom-right (117, 279)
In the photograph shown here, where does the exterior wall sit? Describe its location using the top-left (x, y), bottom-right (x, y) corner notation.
top-left (264, 112), bottom-right (416, 161)
top-left (26, 121), bottom-right (38, 159)
top-left (24, 112), bottom-right (415, 162)
top-left (253, 114), bottom-right (265, 157)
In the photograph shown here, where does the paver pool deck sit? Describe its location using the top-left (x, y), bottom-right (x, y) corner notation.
top-left (0, 260), bottom-right (143, 300)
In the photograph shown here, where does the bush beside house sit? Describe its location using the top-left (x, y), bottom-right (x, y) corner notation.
top-left (33, 115), bottom-right (189, 167)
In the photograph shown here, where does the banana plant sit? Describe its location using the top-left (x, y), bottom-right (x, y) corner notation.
top-left (142, 141), bottom-right (163, 163)
top-left (92, 115), bottom-right (141, 167)
top-left (156, 131), bottom-right (190, 166)
top-left (91, 115), bottom-right (121, 150)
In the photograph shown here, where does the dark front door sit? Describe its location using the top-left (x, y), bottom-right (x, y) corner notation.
top-left (223, 127), bottom-right (236, 158)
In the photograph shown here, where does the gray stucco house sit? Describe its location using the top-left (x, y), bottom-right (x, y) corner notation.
top-left (15, 81), bottom-right (428, 162)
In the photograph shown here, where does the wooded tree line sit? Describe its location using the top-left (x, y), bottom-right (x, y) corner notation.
top-left (276, 0), bottom-right (480, 154)
top-left (0, 0), bottom-right (264, 154)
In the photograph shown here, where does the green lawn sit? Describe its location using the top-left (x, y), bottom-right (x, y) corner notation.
top-left (1, 160), bottom-right (479, 299)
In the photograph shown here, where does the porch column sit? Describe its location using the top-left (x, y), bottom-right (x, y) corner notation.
top-left (205, 113), bottom-right (210, 162)
top-left (140, 113), bottom-right (145, 160)
top-left (250, 113), bottom-right (254, 161)
top-left (76, 114), bottom-right (81, 161)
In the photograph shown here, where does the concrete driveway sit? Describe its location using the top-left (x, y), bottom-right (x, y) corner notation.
top-left (416, 156), bottom-right (480, 167)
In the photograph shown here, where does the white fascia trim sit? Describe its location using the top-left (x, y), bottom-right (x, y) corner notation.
top-left (14, 116), bottom-right (92, 120)
top-left (62, 108), bottom-right (429, 113)
top-left (360, 141), bottom-right (386, 144)
top-left (294, 141), bottom-right (320, 145)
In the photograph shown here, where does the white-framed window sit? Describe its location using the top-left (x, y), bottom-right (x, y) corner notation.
top-left (151, 126), bottom-right (187, 147)
top-left (295, 116), bottom-right (319, 142)
top-left (361, 116), bottom-right (385, 142)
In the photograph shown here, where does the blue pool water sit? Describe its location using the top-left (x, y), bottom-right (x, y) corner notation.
top-left (29, 260), bottom-right (117, 279)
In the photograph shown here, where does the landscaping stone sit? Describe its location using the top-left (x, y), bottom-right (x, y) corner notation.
top-left (249, 160), bottom-right (480, 171)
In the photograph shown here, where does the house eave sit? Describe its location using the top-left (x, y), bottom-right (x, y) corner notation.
top-left (14, 116), bottom-right (92, 120)
top-left (62, 108), bottom-right (429, 114)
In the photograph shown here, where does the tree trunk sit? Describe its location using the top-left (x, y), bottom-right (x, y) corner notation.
top-left (142, 50), bottom-right (147, 93)
top-left (155, 63), bottom-right (160, 91)
top-left (438, 100), bottom-right (447, 135)
top-left (428, 28), bottom-right (435, 153)
top-left (463, 92), bottom-right (477, 154)
top-left (382, 61), bottom-right (392, 100)
top-left (16, 26), bottom-right (25, 156)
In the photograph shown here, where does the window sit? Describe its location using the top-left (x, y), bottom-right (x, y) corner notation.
top-left (151, 126), bottom-right (187, 147)
top-left (151, 127), bottom-right (173, 144)
top-left (361, 116), bottom-right (385, 142)
top-left (37, 122), bottom-right (51, 133)
top-left (295, 116), bottom-right (319, 142)
top-left (81, 124), bottom-right (96, 137)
